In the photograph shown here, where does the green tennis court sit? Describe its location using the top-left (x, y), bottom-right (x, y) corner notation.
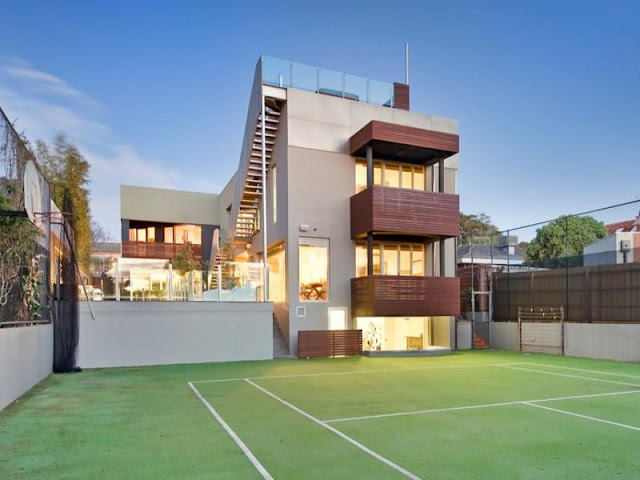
top-left (2, 350), bottom-right (639, 479)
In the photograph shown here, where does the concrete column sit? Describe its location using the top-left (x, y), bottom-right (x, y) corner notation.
top-left (438, 158), bottom-right (445, 193)
top-left (366, 145), bottom-right (373, 188)
top-left (367, 233), bottom-right (374, 276)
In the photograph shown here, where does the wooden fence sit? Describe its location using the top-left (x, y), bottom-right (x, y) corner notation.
top-left (298, 330), bottom-right (363, 358)
top-left (493, 263), bottom-right (640, 322)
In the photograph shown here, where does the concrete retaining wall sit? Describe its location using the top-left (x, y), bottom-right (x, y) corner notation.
top-left (456, 321), bottom-right (472, 350)
top-left (78, 302), bottom-right (273, 368)
top-left (490, 322), bottom-right (519, 351)
top-left (490, 321), bottom-right (640, 362)
top-left (0, 324), bottom-right (53, 411)
top-left (565, 323), bottom-right (640, 362)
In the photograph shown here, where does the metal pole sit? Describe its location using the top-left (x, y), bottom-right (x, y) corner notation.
top-left (366, 145), bottom-right (373, 188)
top-left (261, 93), bottom-right (269, 301)
top-left (217, 264), bottom-right (222, 302)
top-left (405, 42), bottom-right (409, 85)
top-left (507, 230), bottom-right (511, 321)
top-left (565, 217), bottom-right (569, 321)
top-left (471, 233), bottom-right (475, 321)
top-left (489, 233), bottom-right (494, 321)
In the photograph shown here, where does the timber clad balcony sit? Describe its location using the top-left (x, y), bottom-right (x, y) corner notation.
top-left (122, 241), bottom-right (202, 260)
top-left (351, 275), bottom-right (460, 317)
top-left (351, 186), bottom-right (460, 239)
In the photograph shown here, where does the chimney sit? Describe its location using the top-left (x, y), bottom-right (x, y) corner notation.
top-left (499, 235), bottom-right (518, 256)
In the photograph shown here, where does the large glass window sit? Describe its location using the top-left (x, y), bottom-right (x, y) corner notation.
top-left (128, 228), bottom-right (137, 242)
top-left (355, 159), bottom-right (427, 192)
top-left (174, 225), bottom-right (202, 245)
top-left (137, 228), bottom-right (146, 243)
top-left (356, 242), bottom-right (424, 276)
top-left (267, 243), bottom-right (286, 302)
top-left (299, 237), bottom-right (329, 301)
top-left (147, 227), bottom-right (155, 243)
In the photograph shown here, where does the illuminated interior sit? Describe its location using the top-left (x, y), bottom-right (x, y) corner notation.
top-left (299, 237), bottom-right (329, 301)
top-left (355, 159), bottom-right (426, 193)
top-left (355, 316), bottom-right (450, 351)
top-left (267, 243), bottom-right (286, 302)
top-left (355, 242), bottom-right (425, 277)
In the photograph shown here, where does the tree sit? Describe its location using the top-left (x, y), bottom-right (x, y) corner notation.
top-left (91, 220), bottom-right (111, 243)
top-left (36, 136), bottom-right (92, 269)
top-left (172, 242), bottom-right (200, 276)
top-left (525, 215), bottom-right (607, 267)
top-left (460, 212), bottom-right (499, 244)
top-left (0, 192), bottom-right (40, 317)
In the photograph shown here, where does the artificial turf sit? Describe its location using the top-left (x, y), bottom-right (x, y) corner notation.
top-left (1, 350), bottom-right (639, 479)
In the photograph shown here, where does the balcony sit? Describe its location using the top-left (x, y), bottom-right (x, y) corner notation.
top-left (351, 186), bottom-right (460, 239)
top-left (351, 275), bottom-right (460, 317)
top-left (122, 241), bottom-right (202, 260)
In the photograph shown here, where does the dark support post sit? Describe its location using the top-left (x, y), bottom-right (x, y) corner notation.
top-left (507, 229), bottom-right (511, 320)
top-left (366, 145), bottom-right (373, 188)
top-left (367, 233), bottom-right (374, 276)
top-left (439, 239), bottom-right (446, 277)
top-left (438, 158), bottom-right (445, 193)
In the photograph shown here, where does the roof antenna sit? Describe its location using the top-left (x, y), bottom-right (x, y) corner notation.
top-left (405, 42), bottom-right (409, 85)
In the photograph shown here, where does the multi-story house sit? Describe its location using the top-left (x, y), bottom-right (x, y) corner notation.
top-left (120, 56), bottom-right (461, 356)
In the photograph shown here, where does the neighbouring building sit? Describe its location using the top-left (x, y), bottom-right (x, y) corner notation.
top-left (584, 213), bottom-right (640, 266)
top-left (119, 56), bottom-right (461, 356)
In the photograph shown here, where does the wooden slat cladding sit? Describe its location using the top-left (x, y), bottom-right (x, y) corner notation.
top-left (393, 83), bottom-right (410, 110)
top-left (122, 241), bottom-right (202, 260)
top-left (350, 186), bottom-right (460, 238)
top-left (351, 275), bottom-right (460, 317)
top-left (298, 330), bottom-right (363, 358)
top-left (350, 120), bottom-right (459, 156)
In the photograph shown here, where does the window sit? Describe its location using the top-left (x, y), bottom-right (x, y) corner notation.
top-left (401, 166), bottom-right (412, 189)
top-left (137, 228), bottom-right (146, 243)
top-left (355, 161), bottom-right (367, 193)
top-left (328, 308), bottom-right (347, 330)
top-left (174, 225), bottom-right (201, 245)
top-left (382, 244), bottom-right (398, 275)
top-left (272, 165), bottom-right (277, 224)
top-left (164, 227), bottom-right (174, 244)
top-left (356, 242), bottom-right (424, 276)
top-left (128, 228), bottom-right (137, 242)
top-left (268, 243), bottom-right (286, 302)
top-left (354, 159), bottom-right (427, 192)
top-left (383, 164), bottom-right (400, 188)
top-left (299, 238), bottom-right (329, 301)
top-left (355, 243), bottom-right (367, 278)
top-left (147, 227), bottom-right (155, 243)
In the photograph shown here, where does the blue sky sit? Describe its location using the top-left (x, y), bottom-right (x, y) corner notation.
top-left (0, 0), bottom-right (638, 238)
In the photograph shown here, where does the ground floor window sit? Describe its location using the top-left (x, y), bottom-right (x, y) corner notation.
top-left (355, 316), bottom-right (450, 351)
top-left (299, 237), bottom-right (329, 301)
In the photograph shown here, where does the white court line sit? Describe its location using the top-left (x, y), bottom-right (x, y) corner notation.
top-left (524, 402), bottom-right (640, 432)
top-left (187, 382), bottom-right (274, 480)
top-left (518, 362), bottom-right (640, 380)
top-left (191, 362), bottom-right (525, 385)
top-left (499, 365), bottom-right (640, 388)
top-left (245, 379), bottom-right (422, 480)
top-left (324, 389), bottom-right (640, 423)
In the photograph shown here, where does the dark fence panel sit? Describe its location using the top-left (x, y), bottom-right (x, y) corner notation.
top-left (494, 263), bottom-right (640, 322)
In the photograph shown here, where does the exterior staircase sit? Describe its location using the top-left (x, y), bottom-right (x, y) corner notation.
top-left (234, 99), bottom-right (283, 239)
top-left (273, 316), bottom-right (291, 358)
top-left (473, 332), bottom-right (489, 349)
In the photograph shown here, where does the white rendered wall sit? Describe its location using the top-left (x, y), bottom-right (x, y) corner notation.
top-left (78, 302), bottom-right (273, 368)
top-left (0, 324), bottom-right (53, 411)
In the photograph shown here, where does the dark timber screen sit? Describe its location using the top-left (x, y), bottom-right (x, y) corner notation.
top-left (298, 330), bottom-right (363, 358)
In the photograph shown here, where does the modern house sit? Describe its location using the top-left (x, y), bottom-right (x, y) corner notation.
top-left (119, 56), bottom-right (461, 356)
